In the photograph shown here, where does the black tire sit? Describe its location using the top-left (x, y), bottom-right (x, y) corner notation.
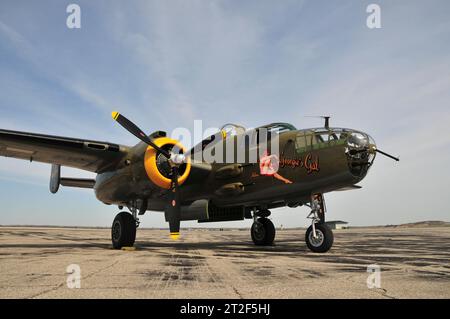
top-left (305, 223), bottom-right (334, 253)
top-left (111, 212), bottom-right (136, 249)
top-left (251, 218), bottom-right (276, 246)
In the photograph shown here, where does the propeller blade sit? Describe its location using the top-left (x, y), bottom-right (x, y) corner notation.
top-left (376, 149), bottom-right (399, 162)
top-left (112, 111), bottom-right (171, 158)
top-left (167, 166), bottom-right (181, 240)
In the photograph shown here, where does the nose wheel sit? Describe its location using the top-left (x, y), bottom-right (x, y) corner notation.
top-left (251, 217), bottom-right (275, 246)
top-left (305, 193), bottom-right (334, 253)
top-left (305, 223), bottom-right (333, 253)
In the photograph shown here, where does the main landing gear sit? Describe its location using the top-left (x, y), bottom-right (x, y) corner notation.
top-left (305, 194), bottom-right (334, 253)
top-left (111, 212), bottom-right (136, 249)
top-left (111, 201), bottom-right (142, 249)
top-left (251, 209), bottom-right (275, 246)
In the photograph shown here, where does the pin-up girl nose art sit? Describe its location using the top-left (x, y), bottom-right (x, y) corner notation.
top-left (259, 151), bottom-right (293, 184)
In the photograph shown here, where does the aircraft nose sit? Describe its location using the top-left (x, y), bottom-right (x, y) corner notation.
top-left (345, 131), bottom-right (376, 178)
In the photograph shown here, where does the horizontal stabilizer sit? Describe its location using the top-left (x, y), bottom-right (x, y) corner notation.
top-left (49, 164), bottom-right (95, 193)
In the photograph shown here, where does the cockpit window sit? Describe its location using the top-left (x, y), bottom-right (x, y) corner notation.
top-left (295, 130), bottom-right (315, 153)
top-left (310, 130), bottom-right (338, 149)
top-left (295, 129), bottom-right (349, 152)
top-left (338, 131), bottom-right (349, 140)
top-left (295, 132), bottom-right (307, 153)
top-left (313, 128), bottom-right (351, 145)
top-left (323, 128), bottom-right (349, 140)
top-left (315, 131), bottom-right (329, 143)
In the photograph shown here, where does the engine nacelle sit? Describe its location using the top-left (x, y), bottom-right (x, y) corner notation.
top-left (143, 137), bottom-right (191, 189)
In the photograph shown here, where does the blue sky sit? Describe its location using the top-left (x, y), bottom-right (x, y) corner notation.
top-left (0, 0), bottom-right (449, 227)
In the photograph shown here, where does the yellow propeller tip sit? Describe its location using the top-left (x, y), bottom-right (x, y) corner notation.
top-left (111, 111), bottom-right (119, 120)
top-left (170, 232), bottom-right (180, 240)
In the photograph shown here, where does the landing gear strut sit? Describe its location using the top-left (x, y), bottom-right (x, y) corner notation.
top-left (251, 209), bottom-right (275, 246)
top-left (305, 194), bottom-right (333, 253)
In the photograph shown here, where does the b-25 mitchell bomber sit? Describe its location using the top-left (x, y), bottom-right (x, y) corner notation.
top-left (0, 113), bottom-right (398, 252)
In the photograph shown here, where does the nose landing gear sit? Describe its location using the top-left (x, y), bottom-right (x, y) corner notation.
top-left (305, 194), bottom-right (334, 253)
top-left (305, 223), bottom-right (333, 253)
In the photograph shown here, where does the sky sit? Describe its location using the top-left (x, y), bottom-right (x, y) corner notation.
top-left (0, 0), bottom-right (449, 228)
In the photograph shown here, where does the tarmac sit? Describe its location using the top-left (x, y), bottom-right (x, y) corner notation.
top-left (0, 225), bottom-right (449, 299)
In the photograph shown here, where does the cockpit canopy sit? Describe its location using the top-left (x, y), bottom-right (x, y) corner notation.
top-left (196, 124), bottom-right (373, 151)
top-left (220, 122), bottom-right (296, 137)
top-left (294, 128), bottom-right (375, 152)
top-left (191, 122), bottom-right (296, 154)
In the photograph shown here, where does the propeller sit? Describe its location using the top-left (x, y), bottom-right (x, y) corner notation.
top-left (112, 111), bottom-right (184, 239)
top-left (112, 112), bottom-right (171, 158)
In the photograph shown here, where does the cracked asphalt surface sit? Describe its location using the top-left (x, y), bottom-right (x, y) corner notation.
top-left (0, 226), bottom-right (449, 298)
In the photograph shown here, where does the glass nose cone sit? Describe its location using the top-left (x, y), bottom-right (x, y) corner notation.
top-left (347, 132), bottom-right (370, 149)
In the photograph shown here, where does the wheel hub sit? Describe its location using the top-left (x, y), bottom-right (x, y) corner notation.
top-left (253, 222), bottom-right (266, 241)
top-left (308, 229), bottom-right (324, 247)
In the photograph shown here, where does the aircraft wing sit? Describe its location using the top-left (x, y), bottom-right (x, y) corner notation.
top-left (0, 129), bottom-right (129, 173)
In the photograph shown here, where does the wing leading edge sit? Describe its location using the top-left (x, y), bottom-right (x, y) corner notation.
top-left (0, 129), bottom-right (129, 173)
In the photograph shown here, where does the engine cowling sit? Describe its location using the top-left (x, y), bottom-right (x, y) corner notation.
top-left (143, 137), bottom-right (191, 189)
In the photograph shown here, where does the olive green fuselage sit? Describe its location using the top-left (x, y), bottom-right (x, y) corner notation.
top-left (94, 127), bottom-right (373, 214)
